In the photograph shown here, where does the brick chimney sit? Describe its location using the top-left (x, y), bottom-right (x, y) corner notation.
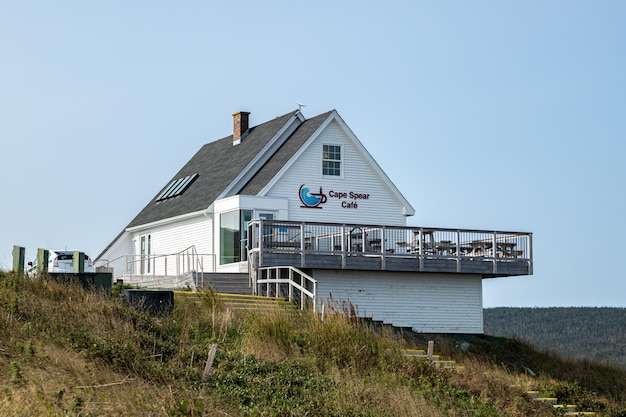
top-left (232, 111), bottom-right (250, 145)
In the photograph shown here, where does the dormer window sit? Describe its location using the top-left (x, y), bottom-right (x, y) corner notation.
top-left (322, 144), bottom-right (341, 176)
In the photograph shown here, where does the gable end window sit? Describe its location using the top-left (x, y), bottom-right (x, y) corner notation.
top-left (322, 145), bottom-right (341, 176)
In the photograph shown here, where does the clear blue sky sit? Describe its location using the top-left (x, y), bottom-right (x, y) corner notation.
top-left (2, 1), bottom-right (625, 308)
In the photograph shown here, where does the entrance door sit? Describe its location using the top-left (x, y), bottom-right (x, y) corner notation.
top-left (140, 234), bottom-right (151, 274)
top-left (259, 213), bottom-right (274, 244)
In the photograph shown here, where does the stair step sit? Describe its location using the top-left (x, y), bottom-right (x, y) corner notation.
top-left (528, 390), bottom-right (596, 416)
top-left (435, 360), bottom-right (457, 367)
top-left (553, 404), bottom-right (578, 412)
top-left (194, 272), bottom-right (250, 294)
top-left (400, 349), bottom-right (426, 356)
top-left (174, 291), bottom-right (299, 314)
top-left (399, 350), bottom-right (439, 359)
top-left (404, 354), bottom-right (441, 361)
top-left (535, 398), bottom-right (558, 405)
top-left (526, 391), bottom-right (540, 398)
top-left (399, 349), bottom-right (464, 370)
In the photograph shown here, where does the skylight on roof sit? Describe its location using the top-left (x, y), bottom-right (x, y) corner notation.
top-left (156, 173), bottom-right (198, 202)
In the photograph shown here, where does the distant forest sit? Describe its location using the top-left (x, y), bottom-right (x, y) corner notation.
top-left (483, 307), bottom-right (626, 370)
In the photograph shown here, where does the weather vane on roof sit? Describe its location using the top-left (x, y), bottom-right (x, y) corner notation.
top-left (296, 102), bottom-right (307, 111)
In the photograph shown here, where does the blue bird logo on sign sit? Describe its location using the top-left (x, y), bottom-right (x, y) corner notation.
top-left (299, 184), bottom-right (327, 209)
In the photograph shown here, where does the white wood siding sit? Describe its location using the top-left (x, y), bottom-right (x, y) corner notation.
top-left (266, 120), bottom-right (408, 226)
top-left (97, 233), bottom-right (134, 278)
top-left (144, 216), bottom-right (212, 255)
top-left (129, 215), bottom-right (213, 276)
top-left (314, 270), bottom-right (484, 334)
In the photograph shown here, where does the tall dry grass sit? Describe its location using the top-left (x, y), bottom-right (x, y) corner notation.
top-left (2, 270), bottom-right (626, 416)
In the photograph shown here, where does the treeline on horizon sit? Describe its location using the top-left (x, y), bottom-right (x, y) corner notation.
top-left (484, 307), bottom-right (626, 369)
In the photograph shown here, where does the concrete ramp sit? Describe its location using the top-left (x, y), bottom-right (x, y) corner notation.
top-left (118, 272), bottom-right (250, 294)
top-left (119, 272), bottom-right (196, 290)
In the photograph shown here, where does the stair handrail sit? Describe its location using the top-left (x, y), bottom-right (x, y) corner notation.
top-left (93, 255), bottom-right (124, 272)
top-left (257, 266), bottom-right (318, 312)
top-left (175, 245), bottom-right (206, 277)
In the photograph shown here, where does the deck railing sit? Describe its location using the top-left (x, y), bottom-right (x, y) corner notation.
top-left (248, 220), bottom-right (532, 276)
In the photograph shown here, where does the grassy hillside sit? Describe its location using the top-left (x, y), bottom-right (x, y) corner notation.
top-left (1, 271), bottom-right (626, 416)
top-left (484, 307), bottom-right (626, 370)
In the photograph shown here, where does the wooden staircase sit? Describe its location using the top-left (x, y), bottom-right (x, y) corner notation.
top-left (175, 291), bottom-right (301, 316)
top-left (176, 292), bottom-right (604, 415)
top-left (193, 272), bottom-right (250, 294)
top-left (402, 348), bottom-right (599, 415)
top-left (400, 348), bottom-right (463, 370)
top-left (216, 293), bottom-right (298, 314)
top-left (527, 391), bottom-right (597, 416)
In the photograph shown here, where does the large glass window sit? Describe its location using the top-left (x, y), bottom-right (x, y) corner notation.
top-left (220, 210), bottom-right (253, 265)
top-left (323, 144), bottom-right (341, 176)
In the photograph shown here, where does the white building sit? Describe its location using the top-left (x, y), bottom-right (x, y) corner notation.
top-left (97, 109), bottom-right (532, 334)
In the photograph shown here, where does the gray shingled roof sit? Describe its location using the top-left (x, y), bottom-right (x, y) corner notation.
top-left (126, 110), bottom-right (299, 228)
top-left (238, 111), bottom-right (333, 195)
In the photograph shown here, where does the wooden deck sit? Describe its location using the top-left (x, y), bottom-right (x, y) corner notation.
top-left (247, 220), bottom-right (532, 278)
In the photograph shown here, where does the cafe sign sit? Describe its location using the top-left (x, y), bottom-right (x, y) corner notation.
top-left (299, 184), bottom-right (370, 209)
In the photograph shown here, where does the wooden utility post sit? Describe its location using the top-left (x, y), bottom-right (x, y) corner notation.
top-left (202, 344), bottom-right (218, 380)
top-left (12, 246), bottom-right (25, 274)
top-left (73, 251), bottom-right (85, 273)
top-left (427, 341), bottom-right (434, 358)
top-left (37, 248), bottom-right (49, 274)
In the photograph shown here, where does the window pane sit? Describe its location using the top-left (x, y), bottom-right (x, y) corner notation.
top-left (220, 210), bottom-right (255, 264)
top-left (220, 211), bottom-right (239, 264)
top-left (240, 210), bottom-right (253, 262)
top-left (322, 145), bottom-right (341, 176)
top-left (323, 160), bottom-right (341, 176)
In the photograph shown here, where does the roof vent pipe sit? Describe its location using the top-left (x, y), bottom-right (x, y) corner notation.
top-left (233, 111), bottom-right (250, 145)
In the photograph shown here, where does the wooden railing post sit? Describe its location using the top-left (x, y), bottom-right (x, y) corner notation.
top-left (300, 270), bottom-right (305, 310)
top-left (456, 230), bottom-right (461, 272)
top-left (381, 226), bottom-right (386, 270)
top-left (288, 267), bottom-right (293, 303)
top-left (341, 224), bottom-right (346, 269)
top-left (492, 232), bottom-right (497, 274)
top-left (528, 233), bottom-right (533, 274)
top-left (300, 223), bottom-right (305, 268)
